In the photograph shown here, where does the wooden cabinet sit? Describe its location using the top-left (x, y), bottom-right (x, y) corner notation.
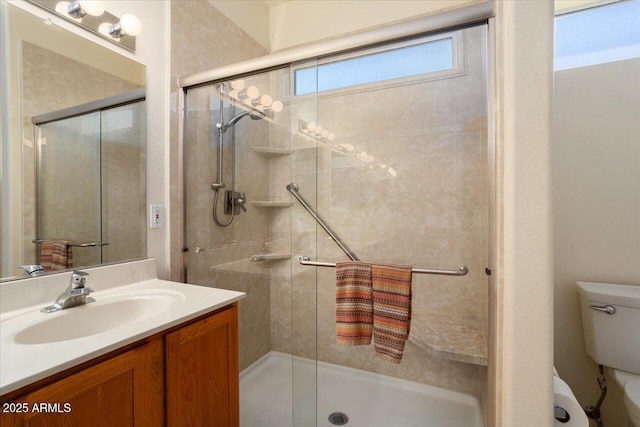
top-left (1, 304), bottom-right (238, 427)
top-left (166, 303), bottom-right (238, 427)
top-left (0, 339), bottom-right (163, 427)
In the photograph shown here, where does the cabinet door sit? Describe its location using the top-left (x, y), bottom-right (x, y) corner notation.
top-left (165, 304), bottom-right (239, 427)
top-left (0, 339), bottom-right (163, 427)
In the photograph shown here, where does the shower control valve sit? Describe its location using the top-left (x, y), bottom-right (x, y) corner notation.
top-left (224, 190), bottom-right (248, 215)
top-left (237, 193), bottom-right (248, 212)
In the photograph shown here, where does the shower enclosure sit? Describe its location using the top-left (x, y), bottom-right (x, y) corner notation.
top-left (182, 21), bottom-right (490, 427)
top-left (33, 92), bottom-right (146, 268)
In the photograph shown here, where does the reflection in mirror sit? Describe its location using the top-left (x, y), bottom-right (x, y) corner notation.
top-left (0, 0), bottom-right (146, 281)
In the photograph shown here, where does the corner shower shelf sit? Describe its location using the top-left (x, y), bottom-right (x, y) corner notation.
top-left (250, 201), bottom-right (294, 208)
top-left (252, 146), bottom-right (292, 156)
top-left (409, 313), bottom-right (487, 366)
top-left (250, 254), bottom-right (291, 262)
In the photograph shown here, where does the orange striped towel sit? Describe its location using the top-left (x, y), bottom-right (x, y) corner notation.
top-left (336, 261), bottom-right (373, 345)
top-left (372, 263), bottom-right (412, 364)
top-left (41, 240), bottom-right (73, 271)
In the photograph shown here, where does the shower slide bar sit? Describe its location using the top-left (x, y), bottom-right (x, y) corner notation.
top-left (286, 182), bottom-right (358, 261)
top-left (297, 256), bottom-right (469, 276)
top-left (32, 239), bottom-right (109, 248)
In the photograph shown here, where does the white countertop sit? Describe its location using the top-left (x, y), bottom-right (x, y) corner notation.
top-left (0, 260), bottom-right (245, 396)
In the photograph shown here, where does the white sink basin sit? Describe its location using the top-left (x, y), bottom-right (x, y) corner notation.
top-left (7, 290), bottom-right (185, 345)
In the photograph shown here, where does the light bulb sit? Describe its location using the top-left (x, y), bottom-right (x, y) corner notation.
top-left (55, 1), bottom-right (70, 14)
top-left (230, 80), bottom-right (245, 91)
top-left (120, 13), bottom-right (142, 36)
top-left (316, 125), bottom-right (324, 135)
top-left (271, 100), bottom-right (283, 113)
top-left (246, 86), bottom-right (260, 100)
top-left (306, 122), bottom-right (317, 133)
top-left (98, 22), bottom-right (112, 36)
top-left (228, 90), bottom-right (239, 99)
top-left (78, 0), bottom-right (104, 16)
top-left (321, 129), bottom-right (329, 138)
top-left (260, 94), bottom-right (273, 107)
top-left (327, 133), bottom-right (336, 141)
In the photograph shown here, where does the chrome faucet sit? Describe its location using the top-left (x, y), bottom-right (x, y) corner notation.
top-left (17, 265), bottom-right (46, 277)
top-left (41, 270), bottom-right (95, 313)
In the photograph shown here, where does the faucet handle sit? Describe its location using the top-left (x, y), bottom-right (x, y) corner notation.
top-left (69, 270), bottom-right (89, 289)
top-left (69, 287), bottom-right (94, 296)
top-left (238, 193), bottom-right (248, 212)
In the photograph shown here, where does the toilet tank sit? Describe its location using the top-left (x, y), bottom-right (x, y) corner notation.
top-left (577, 282), bottom-right (640, 374)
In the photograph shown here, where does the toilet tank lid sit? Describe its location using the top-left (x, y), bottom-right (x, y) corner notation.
top-left (576, 282), bottom-right (640, 308)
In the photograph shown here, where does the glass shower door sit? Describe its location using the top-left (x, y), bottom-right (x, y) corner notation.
top-left (290, 23), bottom-right (489, 426)
top-left (100, 101), bottom-right (146, 264)
top-left (36, 112), bottom-right (102, 268)
top-left (35, 99), bottom-right (146, 270)
top-left (183, 69), bottom-right (298, 427)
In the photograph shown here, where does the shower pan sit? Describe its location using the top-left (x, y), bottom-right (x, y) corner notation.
top-left (181, 17), bottom-right (491, 427)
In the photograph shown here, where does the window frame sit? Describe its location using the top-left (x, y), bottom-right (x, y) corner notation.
top-left (291, 29), bottom-right (467, 100)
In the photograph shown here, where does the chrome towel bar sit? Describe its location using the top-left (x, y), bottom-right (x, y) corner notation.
top-left (297, 256), bottom-right (468, 276)
top-left (32, 239), bottom-right (109, 248)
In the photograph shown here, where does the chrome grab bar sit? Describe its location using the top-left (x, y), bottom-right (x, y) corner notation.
top-left (286, 182), bottom-right (358, 261)
top-left (297, 256), bottom-right (469, 276)
top-left (32, 239), bottom-right (109, 248)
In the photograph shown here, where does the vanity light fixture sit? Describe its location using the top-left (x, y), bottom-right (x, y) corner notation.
top-left (65, 0), bottom-right (105, 18)
top-left (26, 0), bottom-right (141, 52)
top-left (224, 80), bottom-right (284, 117)
top-left (102, 13), bottom-right (143, 38)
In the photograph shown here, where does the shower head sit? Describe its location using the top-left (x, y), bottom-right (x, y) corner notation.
top-left (222, 110), bottom-right (263, 132)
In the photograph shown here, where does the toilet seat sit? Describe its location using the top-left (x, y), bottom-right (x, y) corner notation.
top-left (625, 380), bottom-right (640, 426)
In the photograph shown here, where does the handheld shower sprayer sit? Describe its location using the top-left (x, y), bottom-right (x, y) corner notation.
top-left (211, 94), bottom-right (265, 227)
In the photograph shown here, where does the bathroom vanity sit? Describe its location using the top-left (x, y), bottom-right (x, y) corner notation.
top-left (0, 259), bottom-right (245, 427)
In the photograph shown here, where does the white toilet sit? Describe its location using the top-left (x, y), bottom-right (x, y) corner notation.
top-left (577, 281), bottom-right (640, 426)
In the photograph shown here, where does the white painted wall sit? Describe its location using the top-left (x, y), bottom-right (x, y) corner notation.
top-left (208, 0), bottom-right (270, 50)
top-left (553, 58), bottom-right (640, 427)
top-left (268, 0), bottom-right (481, 51)
top-left (492, 1), bottom-right (555, 425)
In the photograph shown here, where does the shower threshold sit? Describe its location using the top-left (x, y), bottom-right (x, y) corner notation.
top-left (239, 352), bottom-right (483, 427)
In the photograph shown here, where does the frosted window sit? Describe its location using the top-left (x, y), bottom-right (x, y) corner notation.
top-left (555, 0), bottom-right (640, 70)
top-left (294, 38), bottom-right (453, 95)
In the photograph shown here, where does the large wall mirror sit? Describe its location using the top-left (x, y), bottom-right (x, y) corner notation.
top-left (0, 0), bottom-right (146, 281)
